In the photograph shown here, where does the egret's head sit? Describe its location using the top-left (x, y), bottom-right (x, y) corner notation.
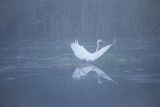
top-left (97, 39), bottom-right (104, 44)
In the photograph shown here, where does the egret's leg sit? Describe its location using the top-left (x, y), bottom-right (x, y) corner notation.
top-left (98, 75), bottom-right (103, 84)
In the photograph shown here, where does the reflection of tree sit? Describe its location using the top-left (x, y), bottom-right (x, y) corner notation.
top-left (72, 65), bottom-right (117, 84)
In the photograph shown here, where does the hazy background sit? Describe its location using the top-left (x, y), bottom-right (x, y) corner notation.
top-left (1, 0), bottom-right (160, 41)
top-left (0, 0), bottom-right (160, 107)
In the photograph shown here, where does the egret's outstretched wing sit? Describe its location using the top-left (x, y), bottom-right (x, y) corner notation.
top-left (70, 41), bottom-right (92, 61)
top-left (93, 66), bottom-right (118, 84)
top-left (72, 65), bottom-right (117, 84)
top-left (71, 39), bottom-right (116, 62)
top-left (91, 44), bottom-right (113, 61)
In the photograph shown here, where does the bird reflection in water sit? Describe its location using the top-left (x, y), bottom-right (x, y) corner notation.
top-left (71, 39), bottom-right (117, 84)
top-left (72, 65), bottom-right (117, 84)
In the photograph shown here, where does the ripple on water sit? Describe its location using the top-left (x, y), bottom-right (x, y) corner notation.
top-left (115, 73), bottom-right (160, 83)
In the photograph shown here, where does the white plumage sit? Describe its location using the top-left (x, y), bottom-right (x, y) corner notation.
top-left (70, 39), bottom-right (115, 62)
top-left (72, 65), bottom-right (117, 84)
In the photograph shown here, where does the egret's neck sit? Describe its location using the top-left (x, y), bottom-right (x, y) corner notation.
top-left (96, 41), bottom-right (100, 52)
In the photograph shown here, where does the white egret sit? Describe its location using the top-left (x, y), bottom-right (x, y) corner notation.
top-left (70, 39), bottom-right (115, 62)
top-left (72, 65), bottom-right (117, 84)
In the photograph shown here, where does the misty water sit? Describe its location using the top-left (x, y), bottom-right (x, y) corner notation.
top-left (1, 38), bottom-right (160, 107)
top-left (1, 0), bottom-right (160, 107)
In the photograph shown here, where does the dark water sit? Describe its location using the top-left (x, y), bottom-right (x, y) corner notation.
top-left (1, 0), bottom-right (160, 107)
top-left (0, 39), bottom-right (160, 107)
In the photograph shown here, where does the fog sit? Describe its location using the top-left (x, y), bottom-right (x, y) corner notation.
top-left (0, 0), bottom-right (160, 107)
